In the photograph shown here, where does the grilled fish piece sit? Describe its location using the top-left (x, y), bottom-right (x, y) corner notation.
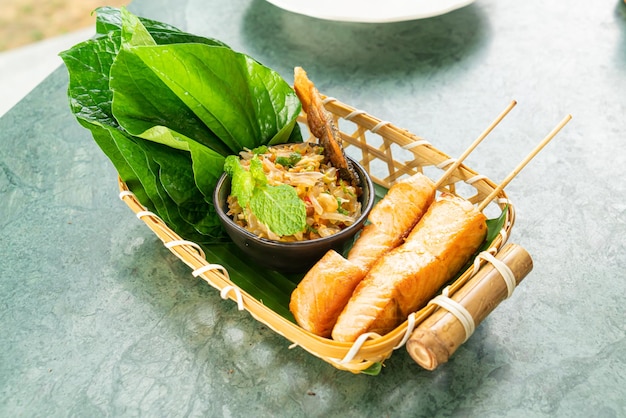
top-left (289, 250), bottom-right (366, 338)
top-left (332, 194), bottom-right (487, 342)
top-left (347, 173), bottom-right (435, 272)
top-left (293, 67), bottom-right (359, 189)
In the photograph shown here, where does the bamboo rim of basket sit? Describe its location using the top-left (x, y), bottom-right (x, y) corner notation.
top-left (117, 96), bottom-right (514, 373)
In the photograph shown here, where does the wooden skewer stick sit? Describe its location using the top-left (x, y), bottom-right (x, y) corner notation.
top-left (477, 114), bottom-right (573, 212)
top-left (406, 115), bottom-right (571, 369)
top-left (434, 100), bottom-right (518, 189)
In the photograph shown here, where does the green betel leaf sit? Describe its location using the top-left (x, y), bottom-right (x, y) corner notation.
top-left (88, 123), bottom-right (154, 208)
top-left (96, 6), bottom-right (180, 36)
top-left (128, 43), bottom-right (301, 152)
top-left (110, 47), bottom-right (231, 155)
top-left (187, 140), bottom-right (226, 199)
top-left (250, 185), bottom-right (306, 236)
top-left (119, 7), bottom-right (156, 47)
top-left (148, 142), bottom-right (225, 240)
top-left (94, 6), bottom-right (230, 49)
top-left (111, 130), bottom-right (220, 244)
top-left (60, 33), bottom-right (121, 129)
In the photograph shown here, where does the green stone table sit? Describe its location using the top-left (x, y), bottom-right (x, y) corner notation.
top-left (1, 0), bottom-right (625, 416)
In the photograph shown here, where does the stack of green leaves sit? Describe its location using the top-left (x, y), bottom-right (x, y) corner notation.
top-left (60, 7), bottom-right (305, 319)
top-left (60, 6), bottom-right (303, 245)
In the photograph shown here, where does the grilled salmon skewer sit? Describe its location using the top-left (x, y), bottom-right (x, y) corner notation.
top-left (346, 173), bottom-right (436, 272)
top-left (332, 194), bottom-right (487, 342)
top-left (290, 101), bottom-right (518, 338)
top-left (332, 114), bottom-right (573, 342)
top-left (346, 100), bottom-right (517, 273)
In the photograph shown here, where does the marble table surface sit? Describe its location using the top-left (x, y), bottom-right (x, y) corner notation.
top-left (1, 0), bottom-right (625, 416)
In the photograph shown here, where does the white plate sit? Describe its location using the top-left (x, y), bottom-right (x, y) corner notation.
top-left (264, 0), bottom-right (476, 23)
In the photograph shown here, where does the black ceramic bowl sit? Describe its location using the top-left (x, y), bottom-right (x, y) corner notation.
top-left (213, 155), bottom-right (375, 273)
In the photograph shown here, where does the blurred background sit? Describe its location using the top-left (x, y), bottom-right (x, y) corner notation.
top-left (0, 1), bottom-right (128, 115)
top-left (0, 0), bottom-right (128, 51)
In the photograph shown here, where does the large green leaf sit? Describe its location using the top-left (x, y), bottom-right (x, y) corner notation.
top-left (146, 143), bottom-right (221, 238)
top-left (187, 140), bottom-right (226, 198)
top-left (94, 6), bottom-right (230, 48)
top-left (85, 122), bottom-right (154, 208)
top-left (107, 128), bottom-right (173, 226)
top-left (110, 129), bottom-right (225, 243)
top-left (128, 43), bottom-right (301, 152)
top-left (60, 33), bottom-right (121, 129)
top-left (110, 47), bottom-right (232, 155)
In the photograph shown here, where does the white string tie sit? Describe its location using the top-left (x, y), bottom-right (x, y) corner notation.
top-left (471, 247), bottom-right (497, 275)
top-left (436, 158), bottom-right (457, 170)
top-left (220, 285), bottom-right (245, 311)
top-left (472, 250), bottom-right (517, 299)
top-left (465, 174), bottom-right (488, 185)
top-left (338, 332), bottom-right (381, 365)
top-left (429, 293), bottom-right (476, 342)
top-left (471, 247), bottom-right (496, 277)
top-left (499, 228), bottom-right (509, 243)
top-left (135, 210), bottom-right (157, 219)
top-left (345, 109), bottom-right (366, 120)
top-left (393, 312), bottom-right (417, 349)
top-left (192, 263), bottom-right (230, 280)
top-left (371, 120), bottom-right (391, 134)
top-left (118, 190), bottom-right (135, 200)
top-left (164, 240), bottom-right (206, 259)
top-left (402, 139), bottom-right (431, 150)
top-left (322, 96), bottom-right (337, 105)
top-left (497, 197), bottom-right (512, 205)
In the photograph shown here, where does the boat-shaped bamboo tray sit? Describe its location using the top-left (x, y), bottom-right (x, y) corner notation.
top-left (118, 96), bottom-right (533, 374)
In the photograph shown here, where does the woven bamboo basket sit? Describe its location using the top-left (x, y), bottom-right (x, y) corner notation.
top-left (118, 96), bottom-right (516, 373)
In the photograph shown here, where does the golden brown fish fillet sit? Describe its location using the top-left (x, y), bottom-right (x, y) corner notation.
top-left (332, 194), bottom-right (488, 342)
top-left (347, 173), bottom-right (435, 272)
top-left (293, 67), bottom-right (359, 188)
top-left (289, 250), bottom-right (366, 338)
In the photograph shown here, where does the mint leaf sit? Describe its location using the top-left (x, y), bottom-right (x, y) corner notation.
top-left (225, 155), bottom-right (306, 236)
top-left (251, 185), bottom-right (306, 236)
top-left (225, 155), bottom-right (254, 208)
top-left (223, 155), bottom-right (241, 176)
top-left (249, 158), bottom-right (267, 188)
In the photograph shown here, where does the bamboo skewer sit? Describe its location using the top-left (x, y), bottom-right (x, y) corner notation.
top-left (477, 114), bottom-right (573, 212)
top-left (405, 114), bottom-right (572, 370)
top-left (434, 100), bottom-right (517, 189)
